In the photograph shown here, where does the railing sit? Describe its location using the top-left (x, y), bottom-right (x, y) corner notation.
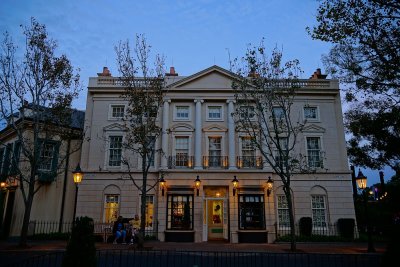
top-left (168, 156), bottom-right (194, 169)
top-left (203, 156), bottom-right (229, 169)
top-left (236, 156), bottom-right (263, 169)
top-left (5, 250), bottom-right (382, 267)
top-left (28, 221), bottom-right (73, 235)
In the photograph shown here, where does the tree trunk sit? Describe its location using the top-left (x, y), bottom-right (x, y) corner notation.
top-left (18, 187), bottom-right (34, 248)
top-left (138, 158), bottom-right (148, 249)
top-left (284, 185), bottom-right (296, 252)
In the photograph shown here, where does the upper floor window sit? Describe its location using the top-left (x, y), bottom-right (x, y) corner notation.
top-left (311, 195), bottom-right (327, 228)
top-left (304, 106), bottom-right (319, 121)
top-left (306, 137), bottom-right (322, 168)
top-left (108, 136), bottom-right (123, 167)
top-left (239, 106), bottom-right (255, 120)
top-left (207, 106), bottom-right (223, 121)
top-left (38, 143), bottom-right (56, 171)
top-left (175, 137), bottom-right (189, 167)
top-left (144, 105), bottom-right (158, 118)
top-left (175, 106), bottom-right (190, 120)
top-left (208, 137), bottom-right (222, 167)
top-left (272, 107), bottom-right (285, 120)
top-left (275, 137), bottom-right (288, 168)
top-left (110, 105), bottom-right (125, 119)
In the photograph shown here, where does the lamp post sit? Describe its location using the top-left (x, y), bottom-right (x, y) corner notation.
top-left (266, 176), bottom-right (273, 197)
top-left (72, 164), bottom-right (84, 223)
top-left (355, 169), bottom-right (375, 253)
top-left (195, 176), bottom-right (201, 196)
top-left (232, 176), bottom-right (239, 196)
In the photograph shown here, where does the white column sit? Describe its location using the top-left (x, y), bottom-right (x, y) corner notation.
top-left (227, 100), bottom-right (237, 170)
top-left (160, 100), bottom-right (170, 169)
top-left (194, 99), bottom-right (203, 170)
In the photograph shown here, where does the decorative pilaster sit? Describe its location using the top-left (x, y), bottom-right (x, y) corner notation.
top-left (227, 100), bottom-right (237, 170)
top-left (194, 99), bottom-right (203, 170)
top-left (160, 100), bottom-right (171, 169)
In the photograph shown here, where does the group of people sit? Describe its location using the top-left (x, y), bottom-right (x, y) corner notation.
top-left (112, 214), bottom-right (140, 244)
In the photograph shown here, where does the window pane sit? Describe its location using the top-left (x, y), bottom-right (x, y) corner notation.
top-left (208, 106), bottom-right (221, 119)
top-left (39, 143), bottom-right (55, 171)
top-left (277, 195), bottom-right (290, 227)
top-left (239, 194), bottom-right (265, 230)
top-left (175, 137), bottom-right (189, 167)
top-left (272, 107), bottom-right (285, 119)
top-left (311, 195), bottom-right (327, 228)
top-left (109, 136), bottom-right (122, 166)
top-left (176, 106), bottom-right (189, 119)
top-left (307, 137), bottom-right (321, 168)
top-left (304, 107), bottom-right (317, 119)
top-left (112, 105), bottom-right (125, 118)
top-left (167, 195), bottom-right (193, 230)
top-left (104, 195), bottom-right (119, 223)
top-left (209, 137), bottom-right (221, 167)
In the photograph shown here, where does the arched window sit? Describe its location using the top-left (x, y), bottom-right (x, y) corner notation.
top-left (103, 185), bottom-right (121, 223)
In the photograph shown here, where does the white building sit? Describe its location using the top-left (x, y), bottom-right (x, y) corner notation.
top-left (77, 65), bottom-right (356, 243)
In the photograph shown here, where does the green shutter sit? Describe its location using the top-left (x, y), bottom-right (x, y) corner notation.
top-left (1, 144), bottom-right (12, 178)
top-left (37, 140), bottom-right (59, 183)
top-left (51, 141), bottom-right (60, 174)
top-left (10, 141), bottom-right (21, 175)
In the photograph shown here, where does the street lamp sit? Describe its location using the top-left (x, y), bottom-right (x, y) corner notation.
top-left (266, 176), bottom-right (273, 197)
top-left (72, 164), bottom-right (84, 222)
top-left (195, 176), bottom-right (201, 196)
top-left (355, 169), bottom-right (375, 253)
top-left (232, 176), bottom-right (239, 196)
top-left (159, 175), bottom-right (166, 196)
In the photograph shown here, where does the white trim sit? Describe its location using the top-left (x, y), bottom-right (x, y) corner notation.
top-left (108, 103), bottom-right (127, 120)
top-left (304, 134), bottom-right (324, 169)
top-left (303, 105), bottom-right (320, 122)
top-left (104, 132), bottom-right (125, 170)
top-left (173, 104), bottom-right (191, 121)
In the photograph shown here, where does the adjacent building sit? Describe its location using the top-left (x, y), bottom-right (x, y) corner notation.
top-left (78, 65), bottom-right (356, 243)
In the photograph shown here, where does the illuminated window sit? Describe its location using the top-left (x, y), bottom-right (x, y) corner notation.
top-left (167, 194), bottom-right (193, 230)
top-left (104, 195), bottom-right (120, 223)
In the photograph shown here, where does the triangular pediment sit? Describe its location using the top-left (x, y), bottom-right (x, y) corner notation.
top-left (170, 123), bottom-right (194, 132)
top-left (302, 124), bottom-right (326, 133)
top-left (203, 124), bottom-right (228, 132)
top-left (168, 65), bottom-right (237, 90)
top-left (103, 123), bottom-right (126, 132)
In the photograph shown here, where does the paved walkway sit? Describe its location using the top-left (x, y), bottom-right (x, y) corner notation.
top-left (0, 240), bottom-right (387, 254)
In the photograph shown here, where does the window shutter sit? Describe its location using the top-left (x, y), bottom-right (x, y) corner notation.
top-left (2, 144), bottom-right (12, 177)
top-left (10, 141), bottom-right (21, 175)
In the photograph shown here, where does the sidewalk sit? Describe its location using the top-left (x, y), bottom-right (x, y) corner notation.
top-left (0, 240), bottom-right (387, 254)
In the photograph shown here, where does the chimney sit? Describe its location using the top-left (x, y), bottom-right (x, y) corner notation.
top-left (166, 66), bottom-right (178, 76)
top-left (97, 66), bottom-right (112, 77)
top-left (309, 68), bottom-right (327, 79)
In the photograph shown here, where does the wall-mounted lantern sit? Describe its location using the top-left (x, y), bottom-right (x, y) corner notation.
top-left (159, 175), bottom-right (166, 196)
top-left (266, 176), bottom-right (273, 197)
top-left (195, 175), bottom-right (201, 196)
top-left (232, 176), bottom-right (239, 196)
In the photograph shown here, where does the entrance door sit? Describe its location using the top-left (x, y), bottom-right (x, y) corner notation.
top-left (207, 199), bottom-right (224, 240)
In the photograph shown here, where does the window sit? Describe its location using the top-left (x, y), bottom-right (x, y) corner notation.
top-left (277, 195), bottom-right (290, 227)
top-left (104, 195), bottom-right (120, 223)
top-left (239, 106), bottom-right (255, 120)
top-left (304, 106), bottom-right (319, 121)
top-left (239, 194), bottom-right (265, 230)
top-left (208, 137), bottom-right (222, 167)
top-left (275, 137), bottom-right (288, 168)
top-left (147, 136), bottom-right (155, 167)
top-left (307, 137), bottom-right (322, 168)
top-left (144, 105), bottom-right (158, 118)
top-left (0, 147), bottom-right (5, 174)
top-left (175, 137), bottom-right (189, 167)
top-left (108, 136), bottom-right (123, 167)
top-left (207, 106), bottom-right (222, 120)
top-left (145, 195), bottom-right (154, 230)
top-left (272, 107), bottom-right (285, 120)
top-left (38, 143), bottom-right (56, 171)
top-left (111, 105), bottom-right (125, 119)
top-left (167, 194), bottom-right (193, 230)
top-left (311, 195), bottom-right (327, 228)
top-left (240, 137), bottom-right (256, 168)
top-left (175, 106), bottom-right (190, 120)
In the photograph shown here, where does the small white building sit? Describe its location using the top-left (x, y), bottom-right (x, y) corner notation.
top-left (77, 65), bottom-right (356, 243)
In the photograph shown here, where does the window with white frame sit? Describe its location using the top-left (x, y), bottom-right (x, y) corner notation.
top-left (272, 107), bottom-right (285, 120)
top-left (175, 136), bottom-right (189, 167)
top-left (38, 143), bottom-right (56, 171)
top-left (239, 194), bottom-right (265, 230)
top-left (110, 105), bottom-right (125, 119)
top-left (139, 195), bottom-right (155, 230)
top-left (311, 195), bottom-right (327, 228)
top-left (277, 195), bottom-right (290, 227)
top-left (175, 106), bottom-right (190, 120)
top-left (275, 137), bottom-right (288, 168)
top-left (307, 137), bottom-right (322, 168)
top-left (108, 136), bottom-right (123, 167)
top-left (241, 137), bottom-right (256, 168)
top-left (239, 106), bottom-right (255, 120)
top-left (207, 106), bottom-right (222, 120)
top-left (104, 194), bottom-right (120, 223)
top-left (208, 137), bottom-right (222, 167)
top-left (304, 106), bottom-right (319, 121)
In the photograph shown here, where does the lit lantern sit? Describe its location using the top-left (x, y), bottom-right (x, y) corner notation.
top-left (266, 176), bottom-right (273, 197)
top-left (232, 176), bottom-right (239, 196)
top-left (195, 176), bottom-right (201, 196)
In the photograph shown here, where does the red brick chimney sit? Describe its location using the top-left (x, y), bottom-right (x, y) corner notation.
top-left (166, 66), bottom-right (178, 76)
top-left (97, 67), bottom-right (112, 77)
top-left (309, 68), bottom-right (327, 79)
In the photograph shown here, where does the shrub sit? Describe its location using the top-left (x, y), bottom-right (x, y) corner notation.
top-left (299, 217), bottom-right (312, 236)
top-left (62, 216), bottom-right (96, 267)
top-left (337, 218), bottom-right (355, 239)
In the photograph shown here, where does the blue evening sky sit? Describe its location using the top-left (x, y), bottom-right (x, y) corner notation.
top-left (0, 0), bottom-right (395, 184)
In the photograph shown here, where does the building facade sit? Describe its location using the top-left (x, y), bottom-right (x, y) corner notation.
top-left (77, 65), bottom-right (356, 243)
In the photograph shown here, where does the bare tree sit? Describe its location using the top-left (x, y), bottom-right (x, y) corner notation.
top-left (0, 18), bottom-right (82, 247)
top-left (231, 42), bottom-right (313, 251)
top-left (115, 34), bottom-right (165, 247)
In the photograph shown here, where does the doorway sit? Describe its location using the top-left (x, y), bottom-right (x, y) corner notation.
top-left (207, 199), bottom-right (224, 240)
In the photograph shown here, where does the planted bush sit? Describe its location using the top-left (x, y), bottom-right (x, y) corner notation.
top-left (299, 217), bottom-right (313, 236)
top-left (337, 218), bottom-right (355, 239)
top-left (62, 216), bottom-right (96, 267)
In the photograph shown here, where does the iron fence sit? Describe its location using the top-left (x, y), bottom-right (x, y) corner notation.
top-left (4, 249), bottom-right (382, 267)
top-left (28, 221), bottom-right (73, 235)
